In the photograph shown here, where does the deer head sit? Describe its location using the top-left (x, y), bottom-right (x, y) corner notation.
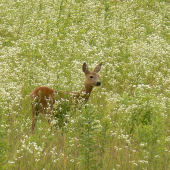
top-left (83, 62), bottom-right (102, 87)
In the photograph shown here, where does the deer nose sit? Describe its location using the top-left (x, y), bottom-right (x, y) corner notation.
top-left (97, 82), bottom-right (101, 86)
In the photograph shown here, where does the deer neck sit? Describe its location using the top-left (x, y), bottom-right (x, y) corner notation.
top-left (69, 83), bottom-right (93, 105)
top-left (80, 83), bottom-right (93, 103)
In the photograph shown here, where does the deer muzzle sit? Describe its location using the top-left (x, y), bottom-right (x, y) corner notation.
top-left (97, 82), bottom-right (101, 86)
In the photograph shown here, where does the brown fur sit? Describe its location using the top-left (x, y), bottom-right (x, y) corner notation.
top-left (30, 62), bottom-right (102, 132)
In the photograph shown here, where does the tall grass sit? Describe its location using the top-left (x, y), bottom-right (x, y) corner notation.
top-left (1, 0), bottom-right (170, 169)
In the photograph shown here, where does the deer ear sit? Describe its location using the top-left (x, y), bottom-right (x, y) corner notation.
top-left (82, 62), bottom-right (90, 75)
top-left (93, 62), bottom-right (103, 73)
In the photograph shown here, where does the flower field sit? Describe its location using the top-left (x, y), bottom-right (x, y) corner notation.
top-left (1, 0), bottom-right (170, 169)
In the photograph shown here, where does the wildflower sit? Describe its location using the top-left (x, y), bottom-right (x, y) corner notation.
top-left (8, 161), bottom-right (15, 164)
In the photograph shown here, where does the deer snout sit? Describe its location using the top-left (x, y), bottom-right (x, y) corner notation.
top-left (97, 82), bottom-right (101, 86)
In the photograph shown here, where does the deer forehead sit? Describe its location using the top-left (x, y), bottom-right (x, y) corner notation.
top-left (86, 72), bottom-right (99, 77)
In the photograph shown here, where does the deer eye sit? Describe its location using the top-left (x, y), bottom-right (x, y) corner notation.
top-left (90, 76), bottom-right (93, 78)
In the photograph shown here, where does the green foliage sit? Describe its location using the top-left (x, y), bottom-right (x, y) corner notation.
top-left (53, 97), bottom-right (71, 128)
top-left (1, 0), bottom-right (170, 169)
top-left (0, 127), bottom-right (6, 170)
top-left (77, 107), bottom-right (99, 170)
top-left (0, 99), bottom-right (7, 170)
top-left (123, 88), bottom-right (162, 134)
top-left (66, 106), bottom-right (111, 170)
top-left (116, 87), bottom-right (166, 169)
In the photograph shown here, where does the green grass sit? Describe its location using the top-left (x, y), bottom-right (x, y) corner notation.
top-left (1, 0), bottom-right (170, 169)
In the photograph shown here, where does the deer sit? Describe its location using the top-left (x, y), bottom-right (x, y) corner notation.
top-left (30, 62), bottom-right (103, 132)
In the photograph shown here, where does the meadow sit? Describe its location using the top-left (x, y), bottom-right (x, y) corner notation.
top-left (1, 0), bottom-right (170, 169)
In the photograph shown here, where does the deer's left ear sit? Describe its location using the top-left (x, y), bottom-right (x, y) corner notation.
top-left (93, 62), bottom-right (103, 73)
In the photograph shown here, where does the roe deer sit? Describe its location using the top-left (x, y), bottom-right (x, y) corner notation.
top-left (30, 62), bottom-right (103, 132)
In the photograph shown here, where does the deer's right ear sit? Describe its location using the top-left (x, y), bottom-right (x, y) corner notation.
top-left (83, 62), bottom-right (90, 75)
